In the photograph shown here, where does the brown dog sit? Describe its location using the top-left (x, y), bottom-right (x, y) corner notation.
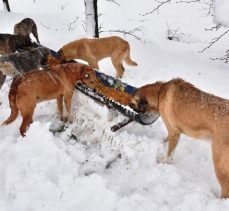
top-left (14, 18), bottom-right (40, 43)
top-left (0, 33), bottom-right (34, 55)
top-left (2, 63), bottom-right (98, 136)
top-left (58, 36), bottom-right (138, 78)
top-left (130, 78), bottom-right (229, 198)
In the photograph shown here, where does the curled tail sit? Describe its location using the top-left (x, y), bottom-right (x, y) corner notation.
top-left (124, 47), bottom-right (138, 66)
top-left (2, 78), bottom-right (19, 125)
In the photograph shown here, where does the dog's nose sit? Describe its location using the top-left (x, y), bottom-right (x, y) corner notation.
top-left (129, 103), bottom-right (135, 108)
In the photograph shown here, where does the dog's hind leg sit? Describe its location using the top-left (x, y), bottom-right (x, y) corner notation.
top-left (212, 139), bottom-right (229, 198)
top-left (111, 52), bottom-right (125, 78)
top-left (64, 91), bottom-right (74, 123)
top-left (18, 98), bottom-right (35, 136)
top-left (56, 95), bottom-right (64, 120)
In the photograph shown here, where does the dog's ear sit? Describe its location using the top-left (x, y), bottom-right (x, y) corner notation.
top-left (81, 65), bottom-right (91, 79)
top-left (57, 49), bottom-right (63, 60)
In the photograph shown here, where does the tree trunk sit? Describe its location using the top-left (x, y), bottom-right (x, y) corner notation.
top-left (84, 0), bottom-right (99, 38)
top-left (93, 0), bottom-right (99, 38)
top-left (2, 0), bottom-right (10, 12)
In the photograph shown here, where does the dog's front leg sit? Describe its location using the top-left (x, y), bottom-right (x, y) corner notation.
top-left (157, 130), bottom-right (180, 164)
top-left (56, 95), bottom-right (64, 120)
top-left (64, 91), bottom-right (74, 123)
top-left (166, 131), bottom-right (180, 158)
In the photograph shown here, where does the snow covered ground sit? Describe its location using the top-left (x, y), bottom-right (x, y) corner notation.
top-left (1, 0), bottom-right (229, 210)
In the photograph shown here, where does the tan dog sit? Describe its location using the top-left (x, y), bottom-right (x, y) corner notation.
top-left (130, 78), bottom-right (229, 198)
top-left (2, 63), bottom-right (98, 136)
top-left (58, 36), bottom-right (138, 78)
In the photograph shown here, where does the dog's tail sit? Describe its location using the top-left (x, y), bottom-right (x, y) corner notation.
top-left (124, 47), bottom-right (138, 66)
top-left (2, 78), bottom-right (19, 125)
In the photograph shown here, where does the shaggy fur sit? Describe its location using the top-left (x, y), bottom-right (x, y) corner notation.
top-left (0, 47), bottom-right (50, 77)
top-left (58, 36), bottom-right (138, 78)
top-left (2, 63), bottom-right (98, 136)
top-left (0, 47), bottom-right (51, 90)
top-left (130, 78), bottom-right (229, 198)
top-left (0, 33), bottom-right (34, 55)
top-left (14, 18), bottom-right (40, 43)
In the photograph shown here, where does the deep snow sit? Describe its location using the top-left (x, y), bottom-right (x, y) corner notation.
top-left (1, 0), bottom-right (229, 210)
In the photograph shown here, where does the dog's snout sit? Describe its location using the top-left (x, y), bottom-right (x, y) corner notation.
top-left (139, 99), bottom-right (148, 113)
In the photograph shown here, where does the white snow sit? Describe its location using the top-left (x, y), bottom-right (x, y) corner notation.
top-left (0, 0), bottom-right (229, 210)
top-left (214, 0), bottom-right (229, 27)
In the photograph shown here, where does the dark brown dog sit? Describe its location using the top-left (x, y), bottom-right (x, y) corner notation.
top-left (2, 63), bottom-right (98, 136)
top-left (58, 36), bottom-right (137, 78)
top-left (130, 78), bottom-right (229, 198)
top-left (14, 18), bottom-right (40, 43)
top-left (0, 33), bottom-right (34, 55)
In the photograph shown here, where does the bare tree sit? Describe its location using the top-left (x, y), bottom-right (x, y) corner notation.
top-left (140, 0), bottom-right (229, 61)
top-left (2, 0), bottom-right (10, 12)
top-left (84, 0), bottom-right (99, 38)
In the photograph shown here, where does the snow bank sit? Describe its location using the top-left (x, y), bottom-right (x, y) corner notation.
top-left (213, 0), bottom-right (229, 27)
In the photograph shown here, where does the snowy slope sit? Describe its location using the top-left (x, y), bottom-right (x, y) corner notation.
top-left (1, 1), bottom-right (229, 210)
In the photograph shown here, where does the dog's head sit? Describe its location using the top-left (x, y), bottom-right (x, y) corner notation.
top-left (79, 65), bottom-right (98, 89)
top-left (57, 49), bottom-right (65, 61)
top-left (129, 82), bottom-right (163, 113)
top-left (129, 90), bottom-right (149, 113)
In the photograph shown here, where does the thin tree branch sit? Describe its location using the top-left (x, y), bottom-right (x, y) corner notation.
top-left (66, 17), bottom-right (79, 31)
top-left (139, 0), bottom-right (171, 16)
top-left (100, 27), bottom-right (144, 41)
top-left (210, 50), bottom-right (229, 63)
top-left (175, 0), bottom-right (199, 3)
top-left (106, 0), bottom-right (120, 6)
top-left (199, 29), bottom-right (229, 53)
top-left (40, 22), bottom-right (51, 30)
top-left (205, 24), bottom-right (221, 31)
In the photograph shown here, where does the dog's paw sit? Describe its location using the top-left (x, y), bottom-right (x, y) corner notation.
top-left (156, 155), bottom-right (173, 164)
top-left (67, 115), bottom-right (74, 124)
top-left (156, 141), bottom-right (173, 164)
top-left (61, 116), bottom-right (68, 122)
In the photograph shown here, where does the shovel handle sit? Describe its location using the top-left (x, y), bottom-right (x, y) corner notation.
top-left (111, 118), bottom-right (134, 132)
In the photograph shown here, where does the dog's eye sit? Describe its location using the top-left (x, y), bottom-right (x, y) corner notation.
top-left (84, 73), bottom-right (89, 78)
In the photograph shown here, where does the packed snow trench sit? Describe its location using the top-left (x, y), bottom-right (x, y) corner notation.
top-left (1, 0), bottom-right (229, 210)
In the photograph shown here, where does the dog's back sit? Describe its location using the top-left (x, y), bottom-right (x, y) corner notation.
top-left (58, 36), bottom-right (137, 78)
top-left (158, 79), bottom-right (229, 138)
top-left (60, 36), bottom-right (129, 60)
top-left (0, 33), bottom-right (33, 55)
